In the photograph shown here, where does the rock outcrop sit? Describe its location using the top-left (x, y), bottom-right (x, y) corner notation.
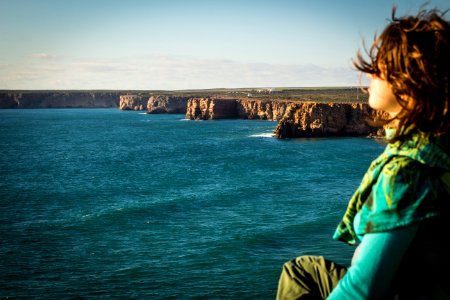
top-left (186, 98), bottom-right (238, 119)
top-left (119, 95), bottom-right (147, 111)
top-left (274, 102), bottom-right (378, 138)
top-left (0, 91), bottom-right (121, 108)
top-left (186, 98), bottom-right (290, 121)
top-left (185, 98), bottom-right (381, 138)
top-left (147, 95), bottom-right (189, 114)
top-left (236, 99), bottom-right (288, 120)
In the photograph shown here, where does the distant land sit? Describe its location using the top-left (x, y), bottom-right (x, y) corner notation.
top-left (1, 87), bottom-right (381, 138)
top-left (0, 87), bottom-right (367, 109)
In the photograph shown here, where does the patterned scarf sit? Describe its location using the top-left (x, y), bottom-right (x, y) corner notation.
top-left (333, 132), bottom-right (450, 245)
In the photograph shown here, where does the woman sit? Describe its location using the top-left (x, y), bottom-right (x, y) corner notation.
top-left (276, 6), bottom-right (450, 299)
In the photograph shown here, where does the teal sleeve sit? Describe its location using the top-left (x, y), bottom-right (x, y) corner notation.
top-left (327, 224), bottom-right (418, 300)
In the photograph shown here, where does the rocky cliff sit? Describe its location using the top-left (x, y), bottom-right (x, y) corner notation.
top-left (147, 95), bottom-right (189, 114)
top-left (185, 98), bottom-right (381, 138)
top-left (273, 102), bottom-right (378, 138)
top-left (186, 98), bottom-right (238, 119)
top-left (236, 99), bottom-right (288, 120)
top-left (186, 98), bottom-right (290, 121)
top-left (0, 91), bottom-right (121, 108)
top-left (119, 95), bottom-right (147, 111)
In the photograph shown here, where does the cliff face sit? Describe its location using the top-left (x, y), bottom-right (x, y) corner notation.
top-left (186, 98), bottom-right (238, 120)
top-left (274, 102), bottom-right (378, 138)
top-left (0, 93), bottom-right (18, 108)
top-left (236, 99), bottom-right (288, 120)
top-left (147, 95), bottom-right (188, 114)
top-left (0, 92), bottom-right (121, 108)
top-left (185, 98), bottom-right (380, 138)
top-left (119, 95), bottom-right (147, 111)
top-left (186, 98), bottom-right (289, 121)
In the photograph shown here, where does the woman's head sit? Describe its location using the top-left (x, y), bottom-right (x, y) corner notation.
top-left (354, 6), bottom-right (449, 141)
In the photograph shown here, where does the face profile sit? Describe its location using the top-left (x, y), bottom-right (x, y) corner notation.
top-left (367, 74), bottom-right (401, 117)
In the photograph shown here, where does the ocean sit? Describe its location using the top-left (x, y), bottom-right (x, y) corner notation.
top-left (0, 109), bottom-right (384, 299)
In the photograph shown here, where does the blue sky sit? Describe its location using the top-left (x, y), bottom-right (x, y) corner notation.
top-left (0, 0), bottom-right (448, 90)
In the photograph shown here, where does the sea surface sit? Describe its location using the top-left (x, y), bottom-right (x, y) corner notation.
top-left (0, 109), bottom-right (384, 299)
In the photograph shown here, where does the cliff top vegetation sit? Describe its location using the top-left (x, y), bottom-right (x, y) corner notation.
top-left (0, 87), bottom-right (368, 103)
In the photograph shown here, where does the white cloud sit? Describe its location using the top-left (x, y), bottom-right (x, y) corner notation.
top-left (0, 54), bottom-right (364, 90)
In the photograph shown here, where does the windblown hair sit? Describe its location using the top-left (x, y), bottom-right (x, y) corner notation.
top-left (354, 6), bottom-right (449, 142)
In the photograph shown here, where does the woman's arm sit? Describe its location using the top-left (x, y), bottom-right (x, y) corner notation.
top-left (327, 224), bottom-right (418, 299)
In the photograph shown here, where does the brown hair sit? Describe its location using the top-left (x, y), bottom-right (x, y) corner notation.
top-left (354, 6), bottom-right (449, 142)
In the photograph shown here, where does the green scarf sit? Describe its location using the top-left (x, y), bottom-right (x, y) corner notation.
top-left (333, 132), bottom-right (450, 245)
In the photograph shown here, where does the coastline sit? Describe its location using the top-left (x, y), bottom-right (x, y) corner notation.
top-left (0, 87), bottom-right (381, 138)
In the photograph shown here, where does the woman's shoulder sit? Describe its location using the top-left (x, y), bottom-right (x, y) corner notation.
top-left (357, 155), bottom-right (445, 234)
top-left (379, 155), bottom-right (427, 184)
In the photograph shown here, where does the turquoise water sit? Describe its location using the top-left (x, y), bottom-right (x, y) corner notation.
top-left (0, 109), bottom-right (384, 299)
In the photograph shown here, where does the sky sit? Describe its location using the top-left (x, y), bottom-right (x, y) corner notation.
top-left (0, 0), bottom-right (448, 90)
